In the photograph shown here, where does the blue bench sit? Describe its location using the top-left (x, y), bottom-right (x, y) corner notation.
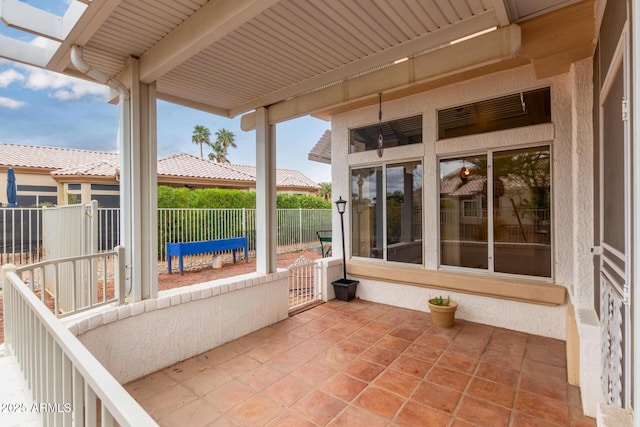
top-left (166, 237), bottom-right (248, 275)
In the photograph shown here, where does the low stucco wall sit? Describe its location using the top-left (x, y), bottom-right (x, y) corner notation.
top-left (63, 270), bottom-right (289, 384)
top-left (354, 278), bottom-right (566, 340)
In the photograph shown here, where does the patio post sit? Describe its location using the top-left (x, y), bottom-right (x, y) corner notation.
top-left (255, 106), bottom-right (277, 273)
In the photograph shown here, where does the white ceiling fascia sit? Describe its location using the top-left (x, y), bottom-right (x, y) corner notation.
top-left (0, 0), bottom-right (85, 42)
top-left (138, 0), bottom-right (280, 84)
top-left (490, 0), bottom-right (512, 25)
top-left (0, 34), bottom-right (53, 67)
top-left (229, 10), bottom-right (500, 118)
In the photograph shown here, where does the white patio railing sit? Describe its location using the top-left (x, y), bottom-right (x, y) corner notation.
top-left (2, 263), bottom-right (157, 427)
top-left (15, 247), bottom-right (125, 318)
top-left (288, 255), bottom-right (322, 312)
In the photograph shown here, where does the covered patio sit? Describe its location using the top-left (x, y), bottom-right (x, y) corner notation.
top-left (126, 300), bottom-right (593, 426)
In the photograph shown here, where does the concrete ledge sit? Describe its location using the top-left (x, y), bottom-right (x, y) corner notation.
top-left (63, 270), bottom-right (290, 384)
top-left (597, 403), bottom-right (633, 426)
top-left (347, 261), bottom-right (566, 306)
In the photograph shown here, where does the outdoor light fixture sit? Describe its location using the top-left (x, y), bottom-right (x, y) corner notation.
top-left (332, 196), bottom-right (358, 301)
top-left (459, 166), bottom-right (471, 183)
top-left (377, 92), bottom-right (384, 158)
top-left (335, 196), bottom-right (347, 215)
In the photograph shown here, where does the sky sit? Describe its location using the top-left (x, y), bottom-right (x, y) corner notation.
top-left (0, 0), bottom-right (331, 184)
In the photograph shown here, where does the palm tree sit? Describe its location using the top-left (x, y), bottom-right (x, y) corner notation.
top-left (192, 125), bottom-right (211, 159)
top-left (211, 128), bottom-right (237, 163)
top-left (317, 182), bottom-right (332, 200)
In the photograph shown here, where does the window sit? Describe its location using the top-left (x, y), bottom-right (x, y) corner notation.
top-left (437, 88), bottom-right (551, 140)
top-left (350, 115), bottom-right (422, 153)
top-left (439, 146), bottom-right (551, 278)
top-left (351, 161), bottom-right (422, 264)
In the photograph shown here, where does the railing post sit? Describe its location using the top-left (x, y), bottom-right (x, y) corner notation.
top-left (114, 245), bottom-right (126, 304)
top-left (299, 208), bottom-right (303, 250)
top-left (2, 263), bottom-right (17, 348)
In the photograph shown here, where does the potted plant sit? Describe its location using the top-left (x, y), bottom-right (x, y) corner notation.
top-left (428, 295), bottom-right (458, 328)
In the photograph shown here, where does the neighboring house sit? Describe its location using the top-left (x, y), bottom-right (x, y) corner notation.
top-left (0, 144), bottom-right (319, 207)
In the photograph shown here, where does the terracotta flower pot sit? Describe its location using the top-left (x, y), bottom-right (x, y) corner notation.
top-left (428, 299), bottom-right (458, 328)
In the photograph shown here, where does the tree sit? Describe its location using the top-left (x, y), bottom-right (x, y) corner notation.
top-left (317, 182), bottom-right (332, 200)
top-left (192, 125), bottom-right (211, 159)
top-left (209, 128), bottom-right (237, 163)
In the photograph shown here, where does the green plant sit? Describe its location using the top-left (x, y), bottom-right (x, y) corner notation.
top-left (429, 295), bottom-right (451, 306)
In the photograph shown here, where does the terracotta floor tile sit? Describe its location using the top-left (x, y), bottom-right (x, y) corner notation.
top-left (266, 410), bottom-right (316, 427)
top-left (437, 351), bottom-right (479, 375)
top-left (450, 418), bottom-right (476, 427)
top-left (264, 374), bottom-right (314, 407)
top-left (328, 405), bottom-right (388, 427)
top-left (413, 333), bottom-right (451, 349)
top-left (374, 368), bottom-right (420, 397)
top-left (512, 412), bottom-right (562, 427)
top-left (290, 361), bottom-right (336, 385)
top-left (215, 355), bottom-right (261, 378)
top-left (456, 395), bottom-right (511, 427)
top-left (227, 394), bottom-right (283, 426)
top-left (225, 335), bottom-right (262, 354)
top-left (486, 331), bottom-right (527, 357)
top-left (244, 343), bottom-right (285, 363)
top-left (125, 371), bottom-right (177, 402)
top-left (238, 364), bottom-right (284, 391)
top-left (520, 372), bottom-right (569, 402)
top-left (182, 368), bottom-right (231, 397)
top-left (343, 358), bottom-right (385, 382)
top-left (568, 384), bottom-right (583, 407)
top-left (163, 357), bottom-right (212, 383)
top-left (354, 386), bottom-right (404, 419)
top-left (201, 345), bottom-right (242, 366)
top-left (268, 348), bottom-right (312, 373)
top-left (327, 321), bottom-right (360, 337)
top-left (207, 415), bottom-right (239, 427)
top-left (403, 343), bottom-right (442, 363)
top-left (389, 326), bottom-right (423, 342)
top-left (475, 362), bottom-right (520, 388)
top-left (522, 358), bottom-right (567, 379)
top-left (392, 401), bottom-right (451, 427)
top-left (426, 365), bottom-right (470, 392)
top-left (389, 354), bottom-right (432, 379)
top-left (482, 349), bottom-right (524, 371)
top-left (425, 325), bottom-right (462, 340)
top-left (202, 380), bottom-right (256, 413)
top-left (570, 406), bottom-right (598, 427)
top-left (525, 336), bottom-right (567, 367)
top-left (350, 328), bottom-right (385, 345)
top-left (140, 383), bottom-right (198, 421)
top-left (515, 390), bottom-right (570, 425)
top-left (466, 377), bottom-right (516, 408)
top-left (314, 346), bottom-right (358, 370)
top-left (361, 346), bottom-right (399, 367)
top-left (292, 390), bottom-right (347, 426)
top-left (334, 338), bottom-right (370, 356)
top-left (158, 398), bottom-right (221, 427)
top-left (376, 335), bottom-right (411, 353)
top-left (320, 372), bottom-right (368, 401)
top-left (411, 381), bottom-right (462, 414)
top-left (363, 320), bottom-right (396, 334)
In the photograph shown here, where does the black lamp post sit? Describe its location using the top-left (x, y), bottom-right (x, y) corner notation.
top-left (335, 196), bottom-right (347, 280)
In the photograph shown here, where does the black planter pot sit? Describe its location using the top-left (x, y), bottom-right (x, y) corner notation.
top-left (332, 278), bottom-right (359, 301)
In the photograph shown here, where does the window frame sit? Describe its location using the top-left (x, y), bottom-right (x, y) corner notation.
top-left (350, 158), bottom-right (424, 267)
top-left (437, 143), bottom-right (554, 281)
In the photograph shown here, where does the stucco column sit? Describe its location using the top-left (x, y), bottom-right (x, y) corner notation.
top-left (255, 106), bottom-right (277, 273)
top-left (120, 57), bottom-right (158, 301)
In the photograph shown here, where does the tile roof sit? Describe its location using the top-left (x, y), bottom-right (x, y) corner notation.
top-left (308, 130), bottom-right (331, 164)
top-left (2, 144), bottom-right (318, 189)
top-left (0, 143), bottom-right (118, 169)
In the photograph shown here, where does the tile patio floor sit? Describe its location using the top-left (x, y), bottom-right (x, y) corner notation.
top-left (125, 299), bottom-right (597, 427)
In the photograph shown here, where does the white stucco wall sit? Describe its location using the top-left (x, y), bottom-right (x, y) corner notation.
top-left (331, 63), bottom-right (595, 340)
top-left (64, 271), bottom-right (289, 384)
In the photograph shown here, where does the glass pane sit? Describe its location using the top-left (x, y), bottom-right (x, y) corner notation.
top-left (386, 161), bottom-right (423, 264)
top-left (351, 167), bottom-right (383, 259)
top-left (350, 115), bottom-right (422, 153)
top-left (493, 147), bottom-right (551, 277)
top-left (440, 156), bottom-right (488, 269)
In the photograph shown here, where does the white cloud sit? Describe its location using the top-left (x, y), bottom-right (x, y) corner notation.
top-left (14, 63), bottom-right (105, 101)
top-left (0, 69), bottom-right (25, 87)
top-left (0, 96), bottom-right (26, 109)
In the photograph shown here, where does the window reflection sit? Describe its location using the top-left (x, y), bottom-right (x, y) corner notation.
top-left (387, 162), bottom-right (422, 264)
top-left (351, 167), bottom-right (383, 259)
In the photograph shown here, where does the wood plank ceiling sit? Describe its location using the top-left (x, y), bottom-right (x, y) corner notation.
top-left (40, 0), bottom-right (592, 121)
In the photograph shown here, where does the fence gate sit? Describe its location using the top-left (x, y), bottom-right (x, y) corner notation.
top-left (42, 201), bottom-right (98, 312)
top-left (288, 255), bottom-right (321, 312)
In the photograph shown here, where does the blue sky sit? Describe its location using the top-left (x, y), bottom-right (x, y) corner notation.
top-left (0, 1), bottom-right (331, 183)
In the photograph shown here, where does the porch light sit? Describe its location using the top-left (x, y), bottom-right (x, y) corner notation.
top-left (460, 166), bottom-right (471, 183)
top-left (335, 196), bottom-right (347, 214)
